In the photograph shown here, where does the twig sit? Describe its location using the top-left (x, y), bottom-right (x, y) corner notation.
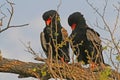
top-left (112, 4), bottom-right (120, 34)
top-left (0, 0), bottom-right (29, 33)
top-left (86, 0), bottom-right (120, 55)
top-left (0, 24), bottom-right (29, 33)
top-left (86, 0), bottom-right (120, 74)
top-left (0, 3), bottom-right (6, 20)
top-left (20, 41), bottom-right (46, 62)
top-left (57, 0), bottom-right (62, 12)
top-left (102, 0), bottom-right (108, 17)
top-left (6, 0), bottom-right (14, 29)
top-left (94, 18), bottom-right (108, 31)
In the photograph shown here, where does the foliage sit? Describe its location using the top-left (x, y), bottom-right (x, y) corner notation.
top-left (99, 68), bottom-right (111, 80)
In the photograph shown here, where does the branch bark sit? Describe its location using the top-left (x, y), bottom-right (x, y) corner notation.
top-left (0, 57), bottom-right (50, 80)
top-left (0, 56), bottom-right (120, 80)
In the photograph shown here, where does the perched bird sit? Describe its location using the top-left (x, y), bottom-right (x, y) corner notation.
top-left (40, 10), bottom-right (70, 63)
top-left (68, 12), bottom-right (105, 66)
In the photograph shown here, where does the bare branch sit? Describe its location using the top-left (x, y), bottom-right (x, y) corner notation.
top-left (109, 49), bottom-right (118, 69)
top-left (0, 3), bottom-right (6, 20)
top-left (102, 0), bottom-right (108, 17)
top-left (57, 0), bottom-right (62, 12)
top-left (6, 0), bottom-right (14, 28)
top-left (85, 0), bottom-right (103, 17)
top-left (20, 41), bottom-right (46, 62)
top-left (112, 4), bottom-right (120, 34)
top-left (0, 3), bottom-right (6, 26)
top-left (94, 18), bottom-right (108, 31)
top-left (86, 0), bottom-right (120, 55)
top-left (85, 0), bottom-right (120, 73)
top-left (9, 24), bottom-right (29, 28)
top-left (0, 24), bottom-right (29, 33)
top-left (0, 0), bottom-right (29, 33)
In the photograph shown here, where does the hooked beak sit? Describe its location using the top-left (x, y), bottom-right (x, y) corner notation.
top-left (46, 18), bottom-right (51, 26)
top-left (71, 23), bottom-right (76, 30)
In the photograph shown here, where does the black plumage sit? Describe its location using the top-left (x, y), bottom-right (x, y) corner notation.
top-left (40, 10), bottom-right (70, 62)
top-left (68, 12), bottom-right (104, 65)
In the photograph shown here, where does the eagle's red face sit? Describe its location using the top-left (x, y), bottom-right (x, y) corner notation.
top-left (71, 23), bottom-right (76, 30)
top-left (46, 18), bottom-right (51, 26)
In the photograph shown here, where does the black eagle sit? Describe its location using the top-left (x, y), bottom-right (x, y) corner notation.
top-left (40, 10), bottom-right (70, 63)
top-left (68, 12), bottom-right (105, 65)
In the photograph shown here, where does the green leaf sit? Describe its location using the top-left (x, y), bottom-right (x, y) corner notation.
top-left (84, 49), bottom-right (88, 53)
top-left (32, 68), bottom-right (37, 72)
top-left (116, 55), bottom-right (120, 61)
top-left (99, 68), bottom-right (111, 80)
top-left (41, 71), bottom-right (46, 77)
top-left (102, 46), bottom-right (107, 50)
top-left (41, 65), bottom-right (47, 77)
top-left (54, 32), bottom-right (59, 36)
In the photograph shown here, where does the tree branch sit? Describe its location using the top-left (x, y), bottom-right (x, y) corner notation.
top-left (0, 24), bottom-right (29, 33)
top-left (86, 0), bottom-right (120, 71)
top-left (0, 0), bottom-right (29, 33)
top-left (0, 57), bottom-right (51, 80)
top-left (0, 55), bottom-right (120, 80)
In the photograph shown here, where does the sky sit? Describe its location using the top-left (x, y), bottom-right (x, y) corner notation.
top-left (0, 0), bottom-right (120, 80)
